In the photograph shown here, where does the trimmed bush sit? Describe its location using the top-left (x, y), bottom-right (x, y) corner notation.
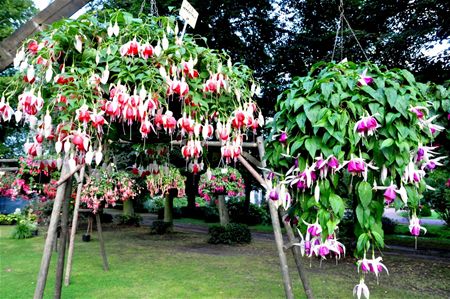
top-left (419, 204), bottom-right (432, 217)
top-left (11, 220), bottom-right (37, 239)
top-left (381, 217), bottom-right (397, 235)
top-left (208, 223), bottom-right (251, 244)
top-left (150, 220), bottom-right (172, 235)
top-left (118, 214), bottom-right (142, 226)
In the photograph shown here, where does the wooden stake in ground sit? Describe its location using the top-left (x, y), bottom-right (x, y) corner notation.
top-left (164, 191), bottom-right (174, 229)
top-left (54, 175), bottom-right (73, 299)
top-left (64, 165), bottom-right (85, 286)
top-left (283, 214), bottom-right (314, 299)
top-left (33, 162), bottom-right (70, 299)
top-left (95, 213), bottom-right (109, 271)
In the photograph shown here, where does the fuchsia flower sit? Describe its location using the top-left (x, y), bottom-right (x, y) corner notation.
top-left (279, 132), bottom-right (288, 143)
top-left (120, 39), bottom-right (140, 56)
top-left (304, 219), bottom-right (322, 237)
top-left (358, 256), bottom-right (389, 281)
top-left (340, 155), bottom-right (378, 181)
top-left (409, 106), bottom-right (428, 119)
top-left (357, 69), bottom-right (373, 86)
top-left (409, 214), bottom-right (427, 237)
top-left (353, 279), bottom-right (370, 299)
top-left (354, 114), bottom-right (380, 137)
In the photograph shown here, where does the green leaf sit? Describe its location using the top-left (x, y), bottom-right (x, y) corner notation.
top-left (380, 138), bottom-right (394, 149)
top-left (401, 69), bottom-right (416, 85)
top-left (290, 139), bottom-right (304, 155)
top-left (385, 112), bottom-right (400, 124)
top-left (329, 194), bottom-right (345, 218)
top-left (305, 138), bottom-right (318, 158)
top-left (385, 87), bottom-right (397, 108)
top-left (321, 82), bottom-right (334, 100)
top-left (356, 233), bottom-right (369, 253)
top-left (372, 231), bottom-right (384, 248)
top-left (357, 182), bottom-right (373, 208)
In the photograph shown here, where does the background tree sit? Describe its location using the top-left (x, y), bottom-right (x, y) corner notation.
top-left (0, 0), bottom-right (37, 41)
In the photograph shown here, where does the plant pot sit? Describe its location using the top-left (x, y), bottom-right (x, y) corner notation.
top-left (82, 234), bottom-right (91, 242)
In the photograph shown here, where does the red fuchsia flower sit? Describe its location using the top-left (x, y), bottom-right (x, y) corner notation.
top-left (201, 121), bottom-right (214, 140)
top-left (70, 130), bottom-right (89, 151)
top-left (90, 112), bottom-right (107, 134)
top-left (161, 110), bottom-right (177, 134)
top-left (28, 40), bottom-right (39, 55)
top-left (140, 44), bottom-right (154, 59)
top-left (203, 73), bottom-right (228, 93)
top-left (0, 98), bottom-right (14, 122)
top-left (354, 114), bottom-right (380, 137)
top-left (181, 58), bottom-right (199, 79)
top-left (140, 118), bottom-right (154, 138)
top-left (18, 89), bottom-right (44, 116)
top-left (409, 214), bottom-right (427, 237)
top-left (357, 69), bottom-right (373, 86)
top-left (120, 39), bottom-right (140, 56)
top-left (76, 104), bottom-right (91, 123)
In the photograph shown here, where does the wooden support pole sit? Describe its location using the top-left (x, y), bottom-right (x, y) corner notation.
top-left (64, 165), bottom-right (85, 286)
top-left (164, 192), bottom-right (174, 229)
top-left (95, 213), bottom-right (109, 271)
top-left (55, 165), bottom-right (82, 187)
top-left (34, 162), bottom-right (70, 299)
top-left (283, 214), bottom-right (314, 299)
top-left (268, 200), bottom-right (294, 299)
top-left (54, 175), bottom-right (73, 299)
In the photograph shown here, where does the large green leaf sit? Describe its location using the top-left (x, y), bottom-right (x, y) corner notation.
top-left (357, 182), bottom-right (373, 208)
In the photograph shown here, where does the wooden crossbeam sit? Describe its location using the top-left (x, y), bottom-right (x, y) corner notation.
top-left (0, 0), bottom-right (91, 71)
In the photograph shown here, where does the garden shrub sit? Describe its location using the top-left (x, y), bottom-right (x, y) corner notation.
top-left (11, 219), bottom-right (37, 239)
top-left (227, 198), bottom-right (270, 225)
top-left (381, 217), bottom-right (397, 235)
top-left (424, 168), bottom-right (450, 226)
top-left (150, 220), bottom-right (172, 235)
top-left (0, 214), bottom-right (20, 225)
top-left (419, 204), bottom-right (432, 217)
top-left (118, 214), bottom-right (142, 226)
top-left (208, 223), bottom-right (252, 244)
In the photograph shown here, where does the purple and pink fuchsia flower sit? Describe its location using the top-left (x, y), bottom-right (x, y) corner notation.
top-left (357, 255), bottom-right (389, 283)
top-left (409, 214), bottom-right (427, 237)
top-left (339, 155), bottom-right (378, 181)
top-left (357, 69), bottom-right (374, 86)
top-left (354, 113), bottom-right (380, 137)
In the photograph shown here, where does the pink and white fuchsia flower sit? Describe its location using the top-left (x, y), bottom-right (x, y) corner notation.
top-left (357, 69), bottom-right (374, 86)
top-left (339, 154), bottom-right (378, 181)
top-left (357, 255), bottom-right (389, 283)
top-left (409, 214), bottom-right (427, 237)
top-left (354, 113), bottom-right (380, 137)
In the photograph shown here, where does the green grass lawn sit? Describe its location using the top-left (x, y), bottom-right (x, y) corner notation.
top-left (1, 225), bottom-right (450, 299)
top-left (397, 210), bottom-right (442, 220)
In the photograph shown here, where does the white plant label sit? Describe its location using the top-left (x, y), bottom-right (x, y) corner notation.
top-left (180, 0), bottom-right (199, 29)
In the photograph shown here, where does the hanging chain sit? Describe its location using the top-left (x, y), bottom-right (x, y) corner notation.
top-left (140, 0), bottom-right (159, 17)
top-left (331, 0), bottom-right (369, 62)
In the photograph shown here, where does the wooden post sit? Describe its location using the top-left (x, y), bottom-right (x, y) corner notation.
top-left (95, 213), bottom-right (109, 271)
top-left (283, 214), bottom-right (314, 299)
top-left (34, 162), bottom-right (70, 299)
top-left (217, 194), bottom-right (230, 226)
top-left (54, 175), bottom-right (72, 299)
top-left (268, 200), bottom-right (294, 299)
top-left (164, 192), bottom-right (174, 227)
top-left (64, 165), bottom-right (85, 286)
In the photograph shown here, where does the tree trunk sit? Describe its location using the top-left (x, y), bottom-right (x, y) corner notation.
top-left (186, 172), bottom-right (196, 210)
top-left (164, 192), bottom-right (174, 227)
top-left (123, 200), bottom-right (134, 216)
top-left (217, 194), bottom-right (229, 226)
